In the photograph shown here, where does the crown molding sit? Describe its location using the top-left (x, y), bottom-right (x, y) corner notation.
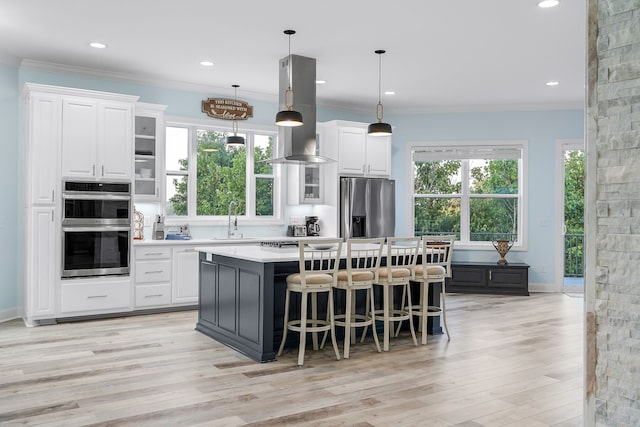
top-left (19, 59), bottom-right (278, 102)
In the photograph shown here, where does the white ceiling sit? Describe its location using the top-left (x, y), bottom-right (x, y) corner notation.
top-left (0, 0), bottom-right (586, 113)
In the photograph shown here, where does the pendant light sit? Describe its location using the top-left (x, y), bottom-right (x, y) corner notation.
top-left (367, 49), bottom-right (392, 136)
top-left (275, 29), bottom-right (303, 127)
top-left (226, 84), bottom-right (245, 146)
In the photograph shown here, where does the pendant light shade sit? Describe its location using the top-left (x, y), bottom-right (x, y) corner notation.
top-left (275, 30), bottom-right (303, 127)
top-left (368, 49), bottom-right (392, 136)
top-left (226, 84), bottom-right (245, 146)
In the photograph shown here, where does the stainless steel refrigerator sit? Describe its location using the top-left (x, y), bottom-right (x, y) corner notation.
top-left (340, 177), bottom-right (395, 239)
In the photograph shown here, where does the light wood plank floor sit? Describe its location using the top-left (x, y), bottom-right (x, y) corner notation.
top-left (0, 293), bottom-right (584, 426)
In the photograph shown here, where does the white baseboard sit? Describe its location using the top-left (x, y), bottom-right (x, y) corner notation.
top-left (529, 282), bottom-right (561, 293)
top-left (0, 307), bottom-right (19, 323)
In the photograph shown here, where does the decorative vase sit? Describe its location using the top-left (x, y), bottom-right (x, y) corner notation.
top-left (133, 206), bottom-right (144, 240)
top-left (492, 239), bottom-right (513, 264)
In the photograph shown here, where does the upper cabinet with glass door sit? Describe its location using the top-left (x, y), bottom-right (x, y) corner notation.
top-left (288, 133), bottom-right (323, 205)
top-left (134, 103), bottom-right (167, 201)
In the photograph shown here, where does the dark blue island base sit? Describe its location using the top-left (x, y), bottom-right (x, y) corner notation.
top-left (197, 251), bottom-right (442, 363)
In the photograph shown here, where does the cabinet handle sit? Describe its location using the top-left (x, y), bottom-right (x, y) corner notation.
top-left (156, 187), bottom-right (159, 197)
top-left (145, 294), bottom-right (164, 298)
top-left (183, 249), bottom-right (196, 253)
top-left (92, 164), bottom-right (96, 176)
top-left (102, 165), bottom-right (105, 177)
top-left (144, 252), bottom-right (164, 256)
top-left (51, 210), bottom-right (54, 222)
top-left (88, 295), bottom-right (108, 299)
top-left (489, 270), bottom-right (492, 281)
top-left (145, 270), bottom-right (164, 274)
top-left (51, 189), bottom-right (55, 202)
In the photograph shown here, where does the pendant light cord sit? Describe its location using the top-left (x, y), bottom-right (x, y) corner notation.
top-left (375, 50), bottom-right (386, 123)
top-left (286, 31), bottom-right (294, 110)
top-left (378, 53), bottom-right (382, 105)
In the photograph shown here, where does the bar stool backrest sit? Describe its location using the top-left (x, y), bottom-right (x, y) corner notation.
top-left (422, 235), bottom-right (455, 278)
top-left (346, 238), bottom-right (385, 282)
top-left (385, 237), bottom-right (421, 277)
top-left (297, 239), bottom-right (343, 287)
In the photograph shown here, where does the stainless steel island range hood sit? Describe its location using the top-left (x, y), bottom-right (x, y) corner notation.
top-left (268, 54), bottom-right (334, 164)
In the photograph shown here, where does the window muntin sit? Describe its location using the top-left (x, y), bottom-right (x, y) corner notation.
top-left (412, 143), bottom-right (525, 247)
top-left (164, 122), bottom-right (278, 222)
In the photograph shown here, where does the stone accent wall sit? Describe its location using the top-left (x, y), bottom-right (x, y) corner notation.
top-left (589, 0), bottom-right (640, 425)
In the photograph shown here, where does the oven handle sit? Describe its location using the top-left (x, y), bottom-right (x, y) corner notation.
top-left (62, 193), bottom-right (131, 201)
top-left (62, 226), bottom-right (131, 232)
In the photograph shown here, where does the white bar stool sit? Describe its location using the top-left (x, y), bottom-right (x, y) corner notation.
top-left (277, 239), bottom-right (342, 366)
top-left (402, 235), bottom-right (455, 344)
top-left (371, 237), bottom-right (420, 351)
top-left (329, 238), bottom-right (384, 359)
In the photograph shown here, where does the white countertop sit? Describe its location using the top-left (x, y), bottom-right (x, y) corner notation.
top-left (196, 240), bottom-right (390, 263)
top-left (196, 244), bottom-right (304, 263)
top-left (133, 236), bottom-right (313, 247)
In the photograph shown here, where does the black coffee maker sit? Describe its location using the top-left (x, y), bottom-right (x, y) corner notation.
top-left (305, 216), bottom-right (320, 237)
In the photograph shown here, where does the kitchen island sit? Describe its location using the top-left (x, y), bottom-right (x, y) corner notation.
top-left (196, 244), bottom-right (442, 362)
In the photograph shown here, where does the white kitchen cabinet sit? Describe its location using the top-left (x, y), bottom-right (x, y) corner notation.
top-left (288, 163), bottom-right (323, 205)
top-left (325, 120), bottom-right (392, 177)
top-left (61, 97), bottom-right (98, 177)
top-left (134, 103), bottom-right (167, 201)
top-left (172, 247), bottom-right (200, 304)
top-left (24, 92), bottom-right (61, 205)
top-left (59, 277), bottom-right (132, 315)
top-left (23, 207), bottom-right (57, 324)
top-left (22, 84), bottom-right (140, 325)
top-left (365, 134), bottom-right (392, 176)
top-left (134, 246), bottom-right (172, 308)
top-left (61, 98), bottom-right (134, 179)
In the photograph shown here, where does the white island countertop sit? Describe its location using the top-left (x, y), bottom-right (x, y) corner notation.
top-left (196, 240), bottom-right (396, 263)
top-left (196, 244), bottom-right (304, 263)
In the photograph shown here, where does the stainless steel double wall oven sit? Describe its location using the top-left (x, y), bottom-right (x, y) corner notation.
top-left (61, 180), bottom-right (132, 278)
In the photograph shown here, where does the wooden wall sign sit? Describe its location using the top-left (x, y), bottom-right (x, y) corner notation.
top-left (201, 98), bottom-right (254, 120)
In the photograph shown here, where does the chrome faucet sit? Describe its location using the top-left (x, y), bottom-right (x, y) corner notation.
top-left (227, 200), bottom-right (238, 238)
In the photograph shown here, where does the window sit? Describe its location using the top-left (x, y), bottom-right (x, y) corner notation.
top-left (411, 141), bottom-right (527, 247)
top-left (165, 120), bottom-right (280, 223)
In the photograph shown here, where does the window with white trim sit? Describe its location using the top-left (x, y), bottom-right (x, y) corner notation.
top-left (164, 121), bottom-right (280, 222)
top-left (411, 141), bottom-right (527, 247)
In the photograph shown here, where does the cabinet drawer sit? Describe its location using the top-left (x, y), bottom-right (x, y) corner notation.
top-left (135, 260), bottom-right (171, 283)
top-left (60, 280), bottom-right (131, 314)
top-left (135, 284), bottom-right (172, 307)
top-left (136, 247), bottom-right (171, 260)
top-left (489, 269), bottom-right (528, 289)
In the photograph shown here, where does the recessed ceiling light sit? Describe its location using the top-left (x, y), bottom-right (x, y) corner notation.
top-left (200, 61), bottom-right (214, 67)
top-left (89, 42), bottom-right (107, 49)
top-left (546, 81), bottom-right (560, 86)
top-left (384, 91), bottom-right (396, 95)
top-left (538, 0), bottom-right (560, 7)
top-left (316, 80), bottom-right (326, 84)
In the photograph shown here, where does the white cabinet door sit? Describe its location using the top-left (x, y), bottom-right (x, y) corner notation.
top-left (25, 207), bottom-right (57, 321)
top-left (61, 99), bottom-right (133, 179)
top-left (61, 97), bottom-right (98, 178)
top-left (99, 102), bottom-right (133, 179)
top-left (27, 93), bottom-right (61, 205)
top-left (338, 127), bottom-right (367, 175)
top-left (365, 135), bottom-right (391, 176)
top-left (134, 103), bottom-right (166, 201)
top-left (172, 248), bottom-right (199, 304)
